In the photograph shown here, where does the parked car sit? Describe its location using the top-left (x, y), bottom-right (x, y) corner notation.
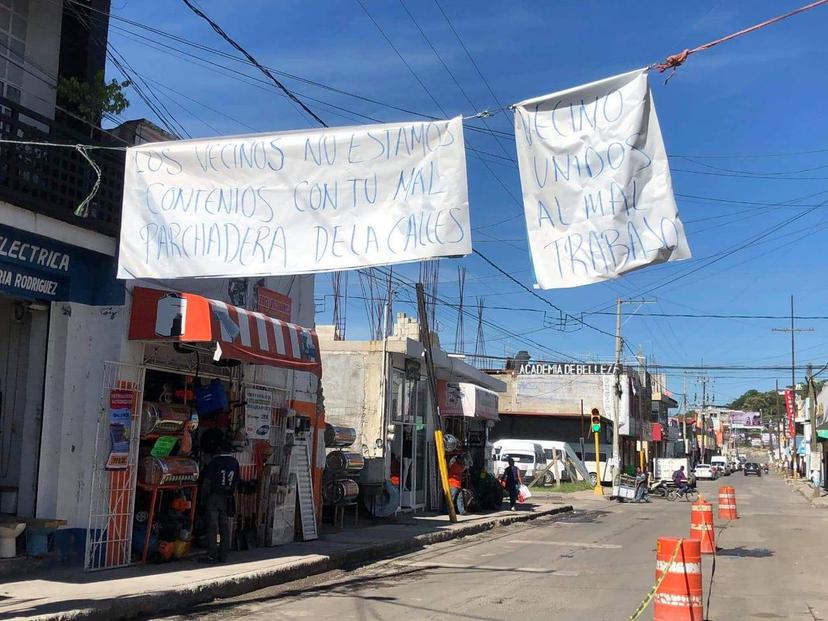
top-left (694, 464), bottom-right (716, 480)
top-left (744, 462), bottom-right (762, 477)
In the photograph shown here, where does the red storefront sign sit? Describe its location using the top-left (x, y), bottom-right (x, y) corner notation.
top-left (256, 286), bottom-right (292, 322)
top-left (784, 389), bottom-right (796, 438)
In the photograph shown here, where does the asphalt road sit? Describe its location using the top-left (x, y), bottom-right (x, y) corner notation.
top-left (159, 473), bottom-right (828, 621)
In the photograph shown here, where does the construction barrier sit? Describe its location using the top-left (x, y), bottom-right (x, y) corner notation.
top-left (653, 537), bottom-right (704, 621)
top-left (689, 498), bottom-right (716, 554)
top-left (718, 485), bottom-right (738, 520)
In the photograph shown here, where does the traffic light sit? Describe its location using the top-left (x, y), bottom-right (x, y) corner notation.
top-left (591, 408), bottom-right (601, 433)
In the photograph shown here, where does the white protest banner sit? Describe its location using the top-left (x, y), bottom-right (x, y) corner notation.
top-left (117, 117), bottom-right (470, 279)
top-left (513, 69), bottom-right (690, 289)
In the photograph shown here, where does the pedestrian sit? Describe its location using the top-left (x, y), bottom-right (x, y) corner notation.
top-left (502, 456), bottom-right (523, 511)
top-left (634, 466), bottom-right (649, 502)
top-left (200, 436), bottom-right (240, 564)
top-left (448, 454), bottom-right (467, 515)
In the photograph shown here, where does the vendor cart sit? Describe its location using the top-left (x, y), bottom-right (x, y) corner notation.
top-left (612, 474), bottom-right (637, 502)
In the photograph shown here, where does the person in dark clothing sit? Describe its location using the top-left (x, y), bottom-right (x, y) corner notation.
top-left (502, 456), bottom-right (523, 511)
top-left (200, 438), bottom-right (240, 563)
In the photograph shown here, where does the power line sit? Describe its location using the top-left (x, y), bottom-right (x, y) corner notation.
top-left (397, 0), bottom-right (514, 160)
top-left (179, 0), bottom-right (327, 127)
top-left (472, 249), bottom-right (616, 339)
top-left (355, 0), bottom-right (449, 117)
top-left (584, 311), bottom-right (828, 321)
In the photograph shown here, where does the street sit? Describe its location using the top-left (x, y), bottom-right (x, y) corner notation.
top-left (157, 473), bottom-right (828, 621)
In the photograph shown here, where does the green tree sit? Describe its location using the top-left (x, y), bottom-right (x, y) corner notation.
top-left (57, 70), bottom-right (130, 128)
top-left (727, 388), bottom-right (784, 421)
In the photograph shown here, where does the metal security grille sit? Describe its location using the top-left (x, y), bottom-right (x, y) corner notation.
top-left (85, 362), bottom-right (145, 571)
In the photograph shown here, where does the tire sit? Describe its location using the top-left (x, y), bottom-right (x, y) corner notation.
top-left (589, 472), bottom-right (598, 487)
top-left (543, 472), bottom-right (554, 486)
top-left (667, 490), bottom-right (678, 501)
top-left (685, 490), bottom-right (699, 502)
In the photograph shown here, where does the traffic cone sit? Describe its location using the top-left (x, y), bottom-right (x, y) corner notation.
top-left (718, 485), bottom-right (738, 520)
top-left (654, 537), bottom-right (704, 621)
top-left (690, 498), bottom-right (716, 554)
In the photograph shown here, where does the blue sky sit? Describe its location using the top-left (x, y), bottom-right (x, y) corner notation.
top-left (107, 0), bottom-right (828, 406)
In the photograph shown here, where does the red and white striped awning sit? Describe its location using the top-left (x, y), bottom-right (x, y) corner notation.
top-left (128, 286), bottom-right (321, 374)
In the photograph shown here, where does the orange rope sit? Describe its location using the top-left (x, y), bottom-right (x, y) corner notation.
top-left (655, 0), bottom-right (828, 78)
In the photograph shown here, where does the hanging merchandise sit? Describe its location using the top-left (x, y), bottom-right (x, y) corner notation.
top-left (195, 378), bottom-right (229, 417)
top-left (140, 402), bottom-right (192, 437)
top-left (512, 69), bottom-right (691, 289)
top-left (117, 117), bottom-right (471, 280)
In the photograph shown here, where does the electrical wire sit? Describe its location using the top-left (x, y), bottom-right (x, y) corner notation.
top-left (179, 0), bottom-right (327, 127)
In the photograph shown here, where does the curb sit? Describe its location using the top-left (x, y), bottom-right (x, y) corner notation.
top-left (31, 505), bottom-right (572, 621)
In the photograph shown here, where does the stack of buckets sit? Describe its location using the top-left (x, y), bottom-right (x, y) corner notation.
top-left (653, 486), bottom-right (738, 620)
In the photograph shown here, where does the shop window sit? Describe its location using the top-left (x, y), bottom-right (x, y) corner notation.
top-left (0, 0), bottom-right (24, 100)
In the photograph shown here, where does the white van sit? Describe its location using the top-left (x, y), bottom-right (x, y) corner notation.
top-left (536, 440), bottom-right (595, 485)
top-left (710, 455), bottom-right (730, 476)
top-left (491, 440), bottom-right (545, 481)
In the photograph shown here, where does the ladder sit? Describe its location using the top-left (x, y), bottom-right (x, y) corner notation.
top-left (292, 436), bottom-right (318, 541)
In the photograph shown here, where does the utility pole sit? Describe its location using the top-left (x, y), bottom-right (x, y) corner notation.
top-left (612, 298), bottom-right (655, 481)
top-left (637, 348), bottom-right (647, 471)
top-left (416, 283), bottom-right (456, 522)
top-left (772, 295), bottom-right (814, 477)
top-left (807, 363), bottom-right (821, 497)
top-left (697, 369), bottom-right (710, 465)
top-left (682, 373), bottom-right (688, 457)
top-left (613, 298), bottom-right (623, 481)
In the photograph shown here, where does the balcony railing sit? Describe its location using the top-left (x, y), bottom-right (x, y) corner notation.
top-left (0, 96), bottom-right (124, 237)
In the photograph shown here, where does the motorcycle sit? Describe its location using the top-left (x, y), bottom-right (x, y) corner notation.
top-left (648, 479), bottom-right (674, 498)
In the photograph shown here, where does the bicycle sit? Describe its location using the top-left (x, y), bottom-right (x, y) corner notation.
top-left (667, 486), bottom-right (699, 502)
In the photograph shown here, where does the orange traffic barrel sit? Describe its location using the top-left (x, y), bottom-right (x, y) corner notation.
top-left (654, 537), bottom-right (704, 621)
top-left (718, 486), bottom-right (738, 520)
top-left (689, 498), bottom-right (716, 554)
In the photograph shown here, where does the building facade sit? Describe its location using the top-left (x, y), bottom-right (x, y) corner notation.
top-left (318, 313), bottom-right (505, 514)
top-left (0, 3), bottom-right (323, 568)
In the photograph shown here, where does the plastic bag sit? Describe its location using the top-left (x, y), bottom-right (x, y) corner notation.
top-left (518, 484), bottom-right (532, 502)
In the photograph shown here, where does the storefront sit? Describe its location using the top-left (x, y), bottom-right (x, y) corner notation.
top-left (317, 314), bottom-right (506, 518)
top-left (0, 222), bottom-right (121, 524)
top-left (83, 285), bottom-right (323, 570)
top-left (438, 381), bottom-right (499, 474)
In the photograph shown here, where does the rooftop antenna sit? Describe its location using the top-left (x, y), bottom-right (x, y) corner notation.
top-left (331, 271), bottom-right (348, 340)
top-left (453, 266), bottom-right (466, 353)
top-left (473, 297), bottom-right (486, 368)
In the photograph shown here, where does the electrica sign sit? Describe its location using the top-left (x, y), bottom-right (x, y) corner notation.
top-left (0, 223), bottom-right (123, 305)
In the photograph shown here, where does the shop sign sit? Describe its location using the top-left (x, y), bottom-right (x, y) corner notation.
top-left (106, 389), bottom-right (134, 470)
top-left (256, 286), bottom-right (291, 322)
top-left (438, 381), bottom-right (499, 421)
top-left (0, 223), bottom-right (123, 305)
top-left (784, 389), bottom-right (796, 438)
top-left (518, 362), bottom-right (617, 375)
top-left (0, 260), bottom-right (68, 300)
top-left (245, 387), bottom-right (273, 440)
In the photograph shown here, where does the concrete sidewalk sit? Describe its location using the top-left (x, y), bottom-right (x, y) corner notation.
top-left (784, 476), bottom-right (828, 508)
top-left (0, 499), bottom-right (576, 621)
